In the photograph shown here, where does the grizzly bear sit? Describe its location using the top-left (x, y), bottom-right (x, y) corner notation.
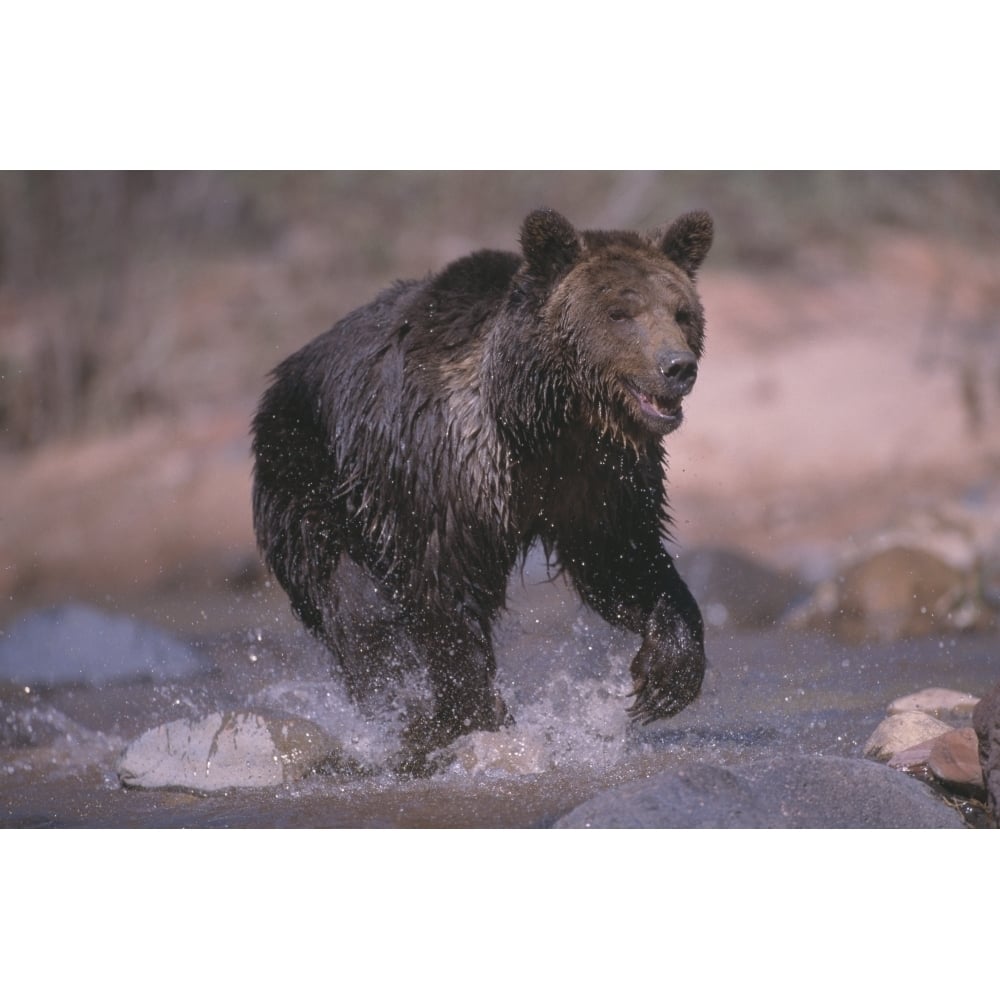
top-left (252, 208), bottom-right (713, 772)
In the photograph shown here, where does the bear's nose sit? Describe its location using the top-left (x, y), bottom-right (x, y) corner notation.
top-left (659, 350), bottom-right (698, 397)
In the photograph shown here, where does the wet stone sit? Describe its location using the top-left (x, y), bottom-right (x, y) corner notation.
top-left (927, 727), bottom-right (984, 793)
top-left (887, 738), bottom-right (937, 772)
top-left (863, 711), bottom-right (954, 763)
top-left (118, 711), bottom-right (342, 792)
top-left (887, 729), bottom-right (986, 796)
top-left (888, 687), bottom-right (981, 721)
top-left (553, 755), bottom-right (965, 829)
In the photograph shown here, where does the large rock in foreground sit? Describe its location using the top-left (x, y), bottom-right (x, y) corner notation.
top-left (554, 755), bottom-right (965, 829)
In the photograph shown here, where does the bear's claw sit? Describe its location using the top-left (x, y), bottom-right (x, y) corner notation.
top-left (626, 662), bottom-right (704, 726)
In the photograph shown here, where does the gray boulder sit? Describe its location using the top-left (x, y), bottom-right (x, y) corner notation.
top-left (554, 755), bottom-right (965, 828)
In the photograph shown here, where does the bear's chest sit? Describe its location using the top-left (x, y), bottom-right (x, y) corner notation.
top-left (509, 435), bottom-right (654, 544)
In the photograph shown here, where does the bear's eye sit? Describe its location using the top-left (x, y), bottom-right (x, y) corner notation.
top-left (676, 307), bottom-right (693, 325)
top-left (608, 307), bottom-right (631, 323)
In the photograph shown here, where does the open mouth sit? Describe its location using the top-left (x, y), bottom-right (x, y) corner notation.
top-left (625, 383), bottom-right (684, 429)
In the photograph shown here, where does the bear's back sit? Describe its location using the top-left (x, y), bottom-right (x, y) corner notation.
top-left (407, 249), bottom-right (521, 351)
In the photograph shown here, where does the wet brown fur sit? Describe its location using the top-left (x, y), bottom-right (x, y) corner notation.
top-left (251, 209), bottom-right (713, 772)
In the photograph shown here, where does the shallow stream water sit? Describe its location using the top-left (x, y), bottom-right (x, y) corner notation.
top-left (2, 557), bottom-right (997, 828)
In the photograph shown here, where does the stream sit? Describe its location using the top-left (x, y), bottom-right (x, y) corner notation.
top-left (2, 553), bottom-right (996, 828)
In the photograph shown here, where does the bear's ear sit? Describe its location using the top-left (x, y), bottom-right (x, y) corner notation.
top-left (656, 210), bottom-right (714, 277)
top-left (520, 209), bottom-right (582, 283)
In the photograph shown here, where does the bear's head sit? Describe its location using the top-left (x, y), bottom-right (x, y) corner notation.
top-left (519, 208), bottom-right (713, 441)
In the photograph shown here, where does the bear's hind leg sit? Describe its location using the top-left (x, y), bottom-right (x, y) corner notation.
top-left (396, 611), bottom-right (513, 775)
top-left (320, 556), bottom-right (423, 714)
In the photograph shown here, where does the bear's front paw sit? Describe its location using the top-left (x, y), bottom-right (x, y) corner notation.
top-left (626, 636), bottom-right (705, 725)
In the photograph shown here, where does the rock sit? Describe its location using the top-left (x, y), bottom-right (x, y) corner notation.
top-left (0, 603), bottom-right (205, 686)
top-left (886, 738), bottom-right (937, 771)
top-left (118, 711), bottom-right (341, 792)
top-left (863, 711), bottom-right (954, 762)
top-left (927, 727), bottom-right (984, 793)
top-left (793, 545), bottom-right (993, 642)
top-left (443, 730), bottom-right (552, 776)
top-left (553, 755), bottom-right (965, 829)
top-left (887, 727), bottom-right (986, 808)
top-left (888, 728), bottom-right (987, 793)
top-left (676, 547), bottom-right (807, 629)
top-left (888, 687), bottom-right (980, 721)
top-left (972, 681), bottom-right (1000, 825)
top-left (864, 502), bottom-right (994, 572)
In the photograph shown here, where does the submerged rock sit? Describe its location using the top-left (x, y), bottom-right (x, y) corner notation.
top-left (554, 755), bottom-right (964, 828)
top-left (0, 603), bottom-right (206, 686)
top-left (118, 711), bottom-right (341, 792)
top-left (863, 711), bottom-right (954, 762)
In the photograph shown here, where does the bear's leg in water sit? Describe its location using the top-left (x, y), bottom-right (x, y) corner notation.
top-left (397, 606), bottom-right (512, 773)
top-left (557, 529), bottom-right (706, 725)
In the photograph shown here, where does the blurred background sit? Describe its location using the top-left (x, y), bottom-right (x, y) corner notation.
top-left (2, 170), bottom-right (999, 634)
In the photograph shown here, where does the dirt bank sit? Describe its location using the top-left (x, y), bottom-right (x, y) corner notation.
top-left (2, 230), bottom-right (998, 627)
